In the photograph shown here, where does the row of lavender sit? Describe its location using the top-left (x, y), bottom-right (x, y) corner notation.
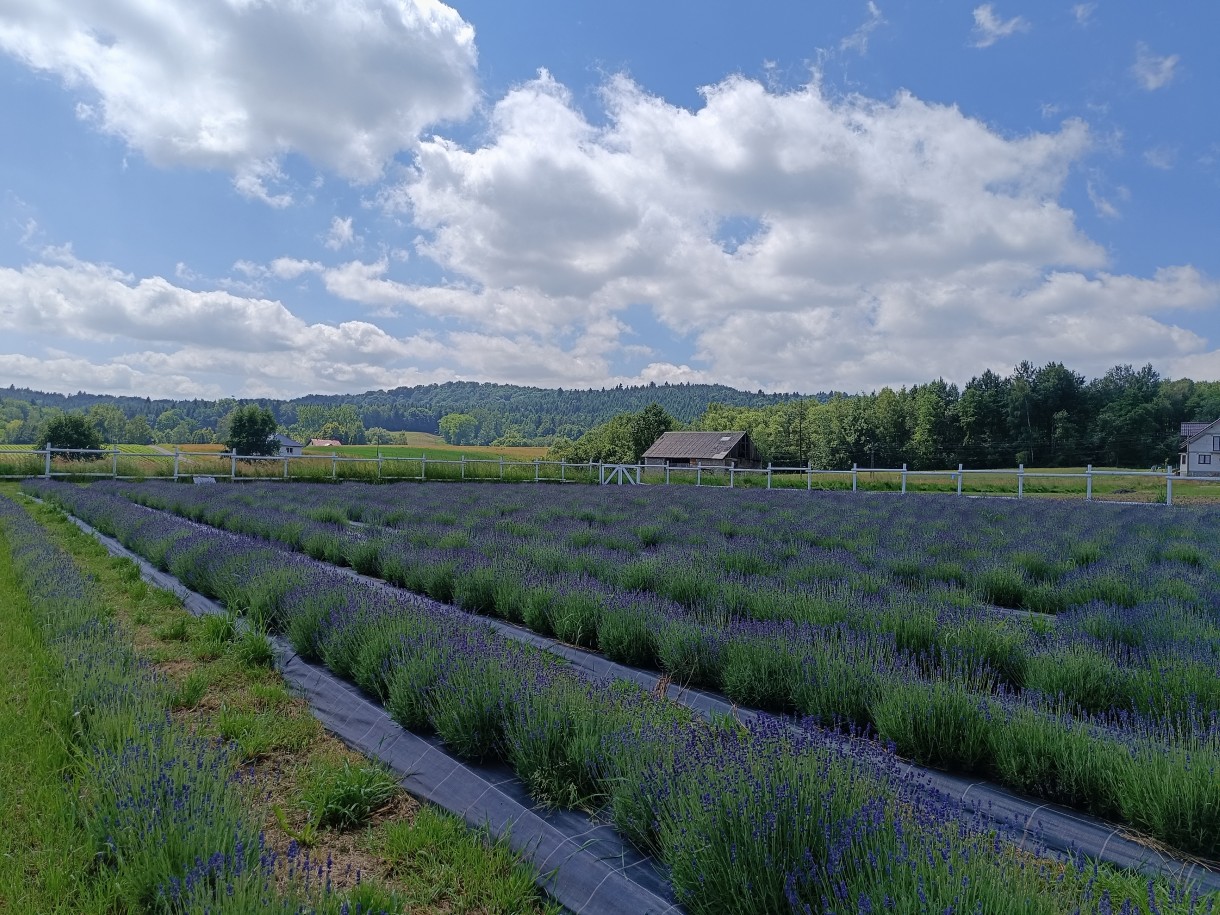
top-left (67, 479), bottom-right (1220, 858)
top-left (0, 494), bottom-right (376, 914)
top-left (25, 480), bottom-right (1214, 914)
top-left (103, 480), bottom-right (1220, 715)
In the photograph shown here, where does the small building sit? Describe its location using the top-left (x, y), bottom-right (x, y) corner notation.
top-left (643, 431), bottom-right (762, 469)
top-left (1180, 420), bottom-right (1220, 477)
top-left (309, 438), bottom-right (343, 448)
top-left (274, 434), bottom-right (304, 457)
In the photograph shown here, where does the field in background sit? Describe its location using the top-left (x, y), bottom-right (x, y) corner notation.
top-left (3, 444), bottom-right (1218, 502)
top-left (304, 440), bottom-right (550, 461)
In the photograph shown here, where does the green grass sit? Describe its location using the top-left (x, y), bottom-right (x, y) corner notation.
top-left (377, 805), bottom-right (563, 915)
top-left (299, 757), bottom-right (400, 829)
top-left (0, 532), bottom-right (110, 913)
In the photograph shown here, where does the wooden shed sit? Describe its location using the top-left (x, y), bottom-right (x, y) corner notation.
top-left (642, 431), bottom-right (762, 469)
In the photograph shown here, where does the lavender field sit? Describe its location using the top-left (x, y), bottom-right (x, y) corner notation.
top-left (27, 478), bottom-right (1220, 913)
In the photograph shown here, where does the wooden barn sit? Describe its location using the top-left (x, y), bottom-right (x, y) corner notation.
top-left (642, 431), bottom-right (762, 469)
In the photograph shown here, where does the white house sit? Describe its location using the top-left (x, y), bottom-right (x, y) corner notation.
top-left (274, 434), bottom-right (304, 457)
top-left (1179, 420), bottom-right (1220, 477)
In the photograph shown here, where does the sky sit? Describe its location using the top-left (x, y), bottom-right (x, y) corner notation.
top-left (2, 1), bottom-right (1219, 400)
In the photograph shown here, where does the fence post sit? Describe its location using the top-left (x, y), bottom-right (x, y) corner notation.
top-left (534, 458), bottom-right (540, 482)
top-left (767, 462), bottom-right (772, 490)
top-left (461, 455), bottom-right (466, 480)
top-left (852, 463), bottom-right (858, 492)
top-left (377, 449), bottom-right (383, 481)
top-left (729, 464), bottom-right (734, 488)
top-left (1085, 464), bottom-right (1093, 501)
top-left (807, 461), bottom-right (812, 491)
top-left (1166, 466), bottom-right (1174, 506)
top-left (283, 456), bottom-right (289, 479)
top-left (957, 463), bottom-right (964, 496)
top-left (901, 463), bottom-right (907, 494)
top-left (500, 456), bottom-right (504, 479)
top-left (1018, 463), bottom-right (1024, 499)
top-left (44, 444), bottom-right (52, 479)
top-left (561, 459), bottom-right (566, 482)
top-left (173, 446), bottom-right (180, 481)
top-left (112, 446), bottom-right (119, 479)
top-left (665, 462), bottom-right (670, 485)
top-left (231, 450), bottom-right (237, 481)
top-left (696, 461), bottom-right (702, 487)
top-left (422, 454), bottom-right (427, 481)
top-left (332, 452), bottom-right (338, 480)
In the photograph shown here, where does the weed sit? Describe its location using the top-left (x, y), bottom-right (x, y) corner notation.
top-left (171, 670), bottom-right (209, 710)
top-left (153, 616), bottom-right (191, 642)
top-left (232, 628), bottom-right (275, 668)
top-left (300, 758), bottom-right (399, 830)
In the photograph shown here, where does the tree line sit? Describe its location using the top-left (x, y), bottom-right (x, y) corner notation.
top-left (5, 362), bottom-right (1220, 469)
top-left (0, 381), bottom-right (799, 447)
top-left (548, 362), bottom-right (1220, 470)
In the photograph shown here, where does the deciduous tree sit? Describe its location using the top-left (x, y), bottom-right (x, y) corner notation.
top-left (225, 405), bottom-right (278, 457)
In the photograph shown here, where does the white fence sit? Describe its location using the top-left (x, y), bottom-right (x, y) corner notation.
top-left (3, 446), bottom-right (1219, 505)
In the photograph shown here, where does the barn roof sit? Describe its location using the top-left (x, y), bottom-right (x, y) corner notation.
top-left (642, 431), bottom-right (751, 460)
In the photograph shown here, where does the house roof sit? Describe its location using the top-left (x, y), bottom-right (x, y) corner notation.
top-left (274, 434), bottom-right (304, 448)
top-left (1182, 419), bottom-right (1220, 445)
top-left (642, 431), bottom-right (751, 460)
top-left (309, 438), bottom-right (342, 447)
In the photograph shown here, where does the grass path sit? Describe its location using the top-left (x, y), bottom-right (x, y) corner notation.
top-left (0, 487), bottom-right (559, 915)
top-left (0, 528), bottom-right (110, 912)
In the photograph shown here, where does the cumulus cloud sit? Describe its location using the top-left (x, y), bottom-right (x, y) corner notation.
top-left (6, 62), bottom-right (1218, 397)
top-left (0, 352), bottom-right (211, 399)
top-left (0, 250), bottom-right (461, 396)
top-left (0, 249), bottom-right (666, 396)
top-left (364, 70), bottom-right (1218, 392)
top-left (1132, 43), bottom-right (1179, 91)
top-left (0, 0), bottom-right (479, 197)
top-left (971, 4), bottom-right (1030, 48)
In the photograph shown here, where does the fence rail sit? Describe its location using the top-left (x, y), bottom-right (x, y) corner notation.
top-left (3, 446), bottom-right (1218, 504)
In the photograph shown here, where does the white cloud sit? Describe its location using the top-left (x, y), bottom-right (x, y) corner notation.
top-left (1072, 3), bottom-right (1097, 26)
top-left (324, 216), bottom-right (358, 251)
top-left (1143, 146), bottom-right (1176, 170)
top-left (269, 258), bottom-right (324, 281)
top-left (370, 70), bottom-right (1218, 392)
top-left (1086, 179), bottom-right (1128, 219)
top-left (6, 64), bottom-right (1218, 398)
top-left (1132, 43), bottom-right (1179, 91)
top-left (0, 0), bottom-right (479, 197)
top-left (0, 250), bottom-right (461, 396)
top-left (971, 4), bottom-right (1031, 48)
top-left (0, 352), bottom-right (212, 399)
top-left (841, 2), bottom-right (886, 55)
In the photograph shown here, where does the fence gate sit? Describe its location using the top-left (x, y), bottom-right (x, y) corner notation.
top-left (599, 464), bottom-right (640, 485)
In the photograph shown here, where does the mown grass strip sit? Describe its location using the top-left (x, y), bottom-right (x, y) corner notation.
top-left (0, 529), bottom-right (110, 913)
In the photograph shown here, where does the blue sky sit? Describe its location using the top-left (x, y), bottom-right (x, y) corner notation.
top-left (2, 1), bottom-right (1218, 399)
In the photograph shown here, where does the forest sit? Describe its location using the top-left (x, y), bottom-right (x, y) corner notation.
top-left (3, 362), bottom-right (1219, 470)
top-left (551, 362), bottom-right (1220, 470)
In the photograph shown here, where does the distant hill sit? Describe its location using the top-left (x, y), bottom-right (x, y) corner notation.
top-left (1, 380), bottom-right (823, 444)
